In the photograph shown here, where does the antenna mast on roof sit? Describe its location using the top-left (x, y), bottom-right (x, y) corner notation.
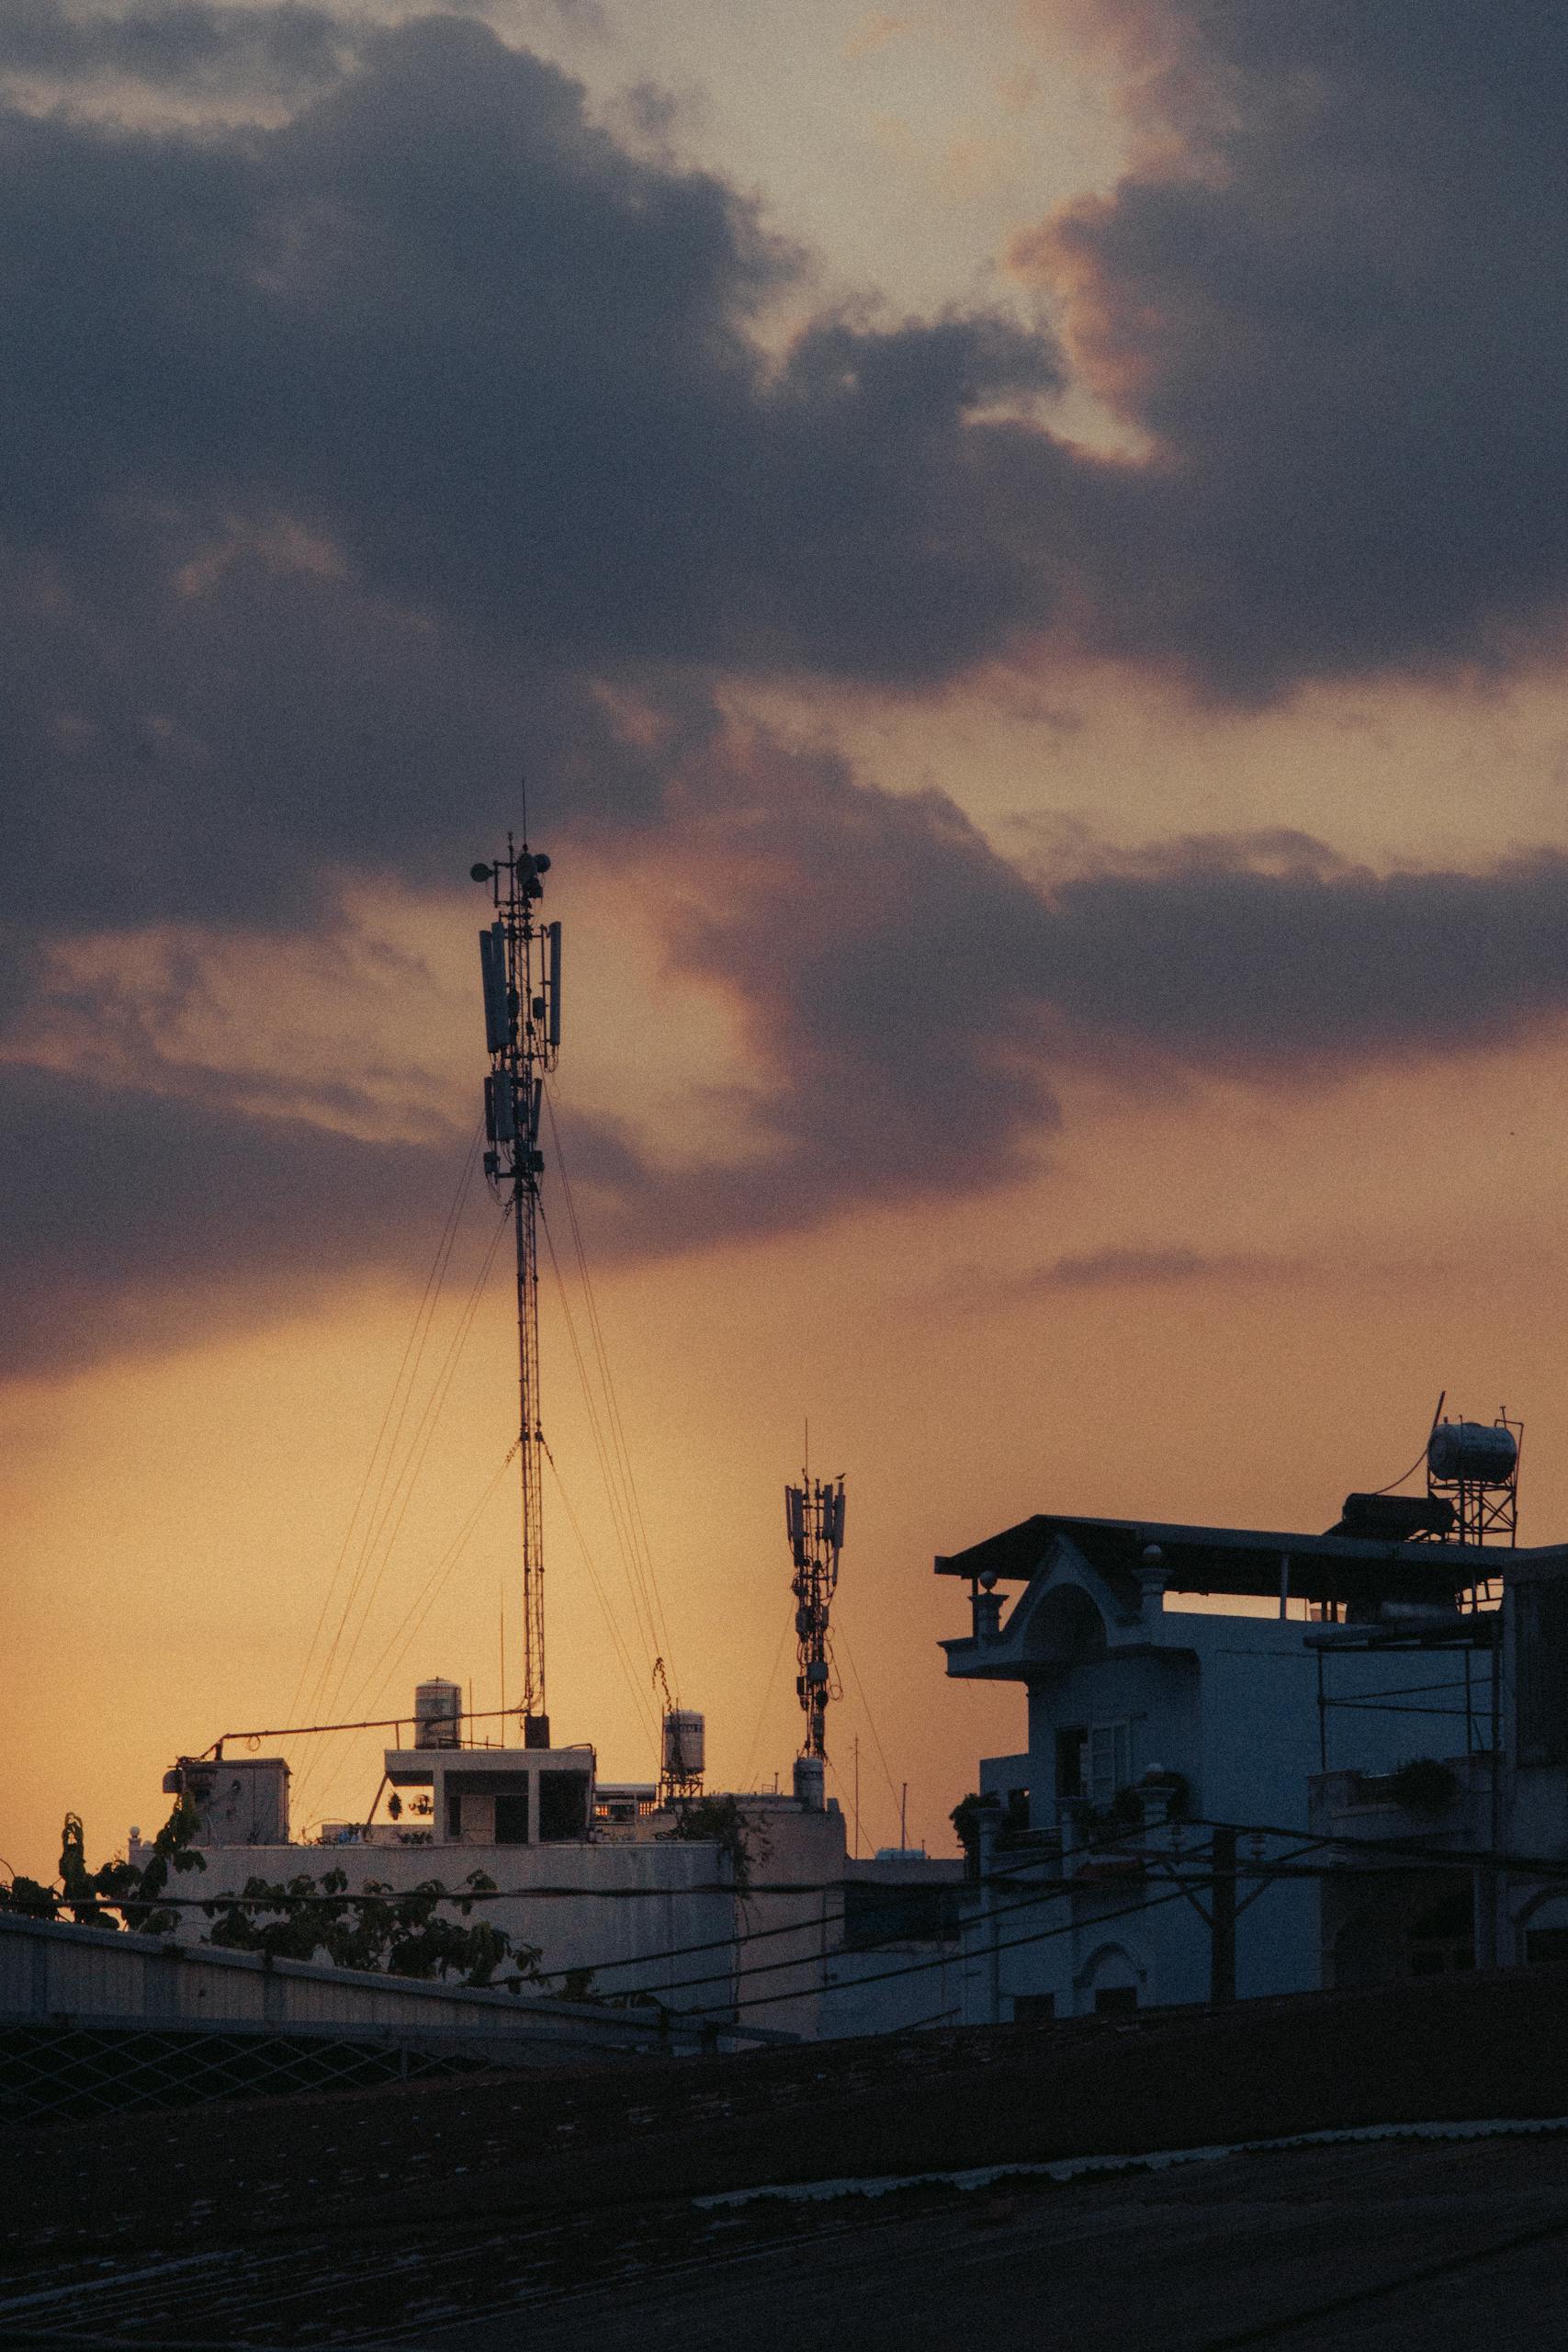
top-left (472, 830), bottom-right (561, 1747)
top-left (784, 1466), bottom-right (844, 1789)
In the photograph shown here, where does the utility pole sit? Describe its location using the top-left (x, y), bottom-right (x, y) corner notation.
top-left (473, 836), bottom-right (561, 1748)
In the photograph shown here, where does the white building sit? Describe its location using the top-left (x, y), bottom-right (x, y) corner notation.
top-left (938, 1497), bottom-right (1567, 2021)
top-left (134, 1706), bottom-right (963, 2041)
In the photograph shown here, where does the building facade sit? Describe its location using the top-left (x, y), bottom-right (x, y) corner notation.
top-left (130, 1727), bottom-right (963, 2042)
top-left (939, 1504), bottom-right (1568, 2021)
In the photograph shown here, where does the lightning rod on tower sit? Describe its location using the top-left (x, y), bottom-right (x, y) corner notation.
top-left (784, 1468), bottom-right (844, 1809)
top-left (471, 835), bottom-right (561, 1747)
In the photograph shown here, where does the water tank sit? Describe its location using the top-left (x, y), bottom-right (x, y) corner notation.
top-left (794, 1754), bottom-right (825, 1810)
top-left (414, 1678), bottom-right (462, 1749)
top-left (662, 1708), bottom-right (705, 1781)
top-left (1427, 1421), bottom-right (1517, 1487)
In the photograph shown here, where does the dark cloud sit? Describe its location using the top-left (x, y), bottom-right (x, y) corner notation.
top-left (1034, 834), bottom-right (1568, 1068)
top-left (0, 18), bottom-right (1060, 704)
top-left (0, 0), bottom-right (356, 96)
top-left (9, 6), bottom-right (1568, 1374)
top-left (0, 1059), bottom-right (465, 1379)
top-left (1, 1), bottom-right (1560, 995)
top-left (1002, 1246), bottom-right (1303, 1295)
top-left (13, 751), bottom-right (1568, 1377)
top-left (1022, 0), bottom-right (1568, 694)
top-left (540, 769), bottom-right (1568, 1260)
top-left (0, 10), bottom-right (1063, 990)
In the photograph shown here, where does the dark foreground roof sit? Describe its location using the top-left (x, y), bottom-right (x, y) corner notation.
top-left (934, 1511), bottom-right (1567, 1609)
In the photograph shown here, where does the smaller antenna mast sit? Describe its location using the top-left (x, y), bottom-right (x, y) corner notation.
top-left (784, 1464), bottom-right (844, 1795)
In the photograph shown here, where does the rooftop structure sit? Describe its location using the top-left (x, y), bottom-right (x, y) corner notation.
top-left (937, 1423), bottom-right (1568, 2023)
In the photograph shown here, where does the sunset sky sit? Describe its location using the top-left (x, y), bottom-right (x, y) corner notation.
top-left (8, 1), bottom-right (1568, 1885)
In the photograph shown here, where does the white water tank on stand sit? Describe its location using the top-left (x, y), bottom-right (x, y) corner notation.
top-left (414, 1678), bottom-right (463, 1749)
top-left (1427, 1421), bottom-right (1517, 1487)
top-left (794, 1755), bottom-right (825, 1810)
top-left (663, 1709), bottom-right (705, 1782)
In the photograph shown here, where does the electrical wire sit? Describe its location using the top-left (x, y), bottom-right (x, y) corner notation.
top-left (728, 1841), bottom-right (1330, 2017)
top-left (542, 1090), bottom-right (678, 1679)
top-left (289, 1445), bottom-right (519, 1828)
top-left (833, 1620), bottom-right (903, 1827)
top-left (298, 1159), bottom-right (498, 1760)
top-left (542, 1437), bottom-right (660, 1749)
top-left (292, 1207), bottom-right (514, 1820)
top-left (288, 1122), bottom-right (483, 1727)
top-left (315, 1201), bottom-right (513, 1729)
top-left (537, 1210), bottom-right (663, 1679)
top-left (739, 1617), bottom-right (793, 1792)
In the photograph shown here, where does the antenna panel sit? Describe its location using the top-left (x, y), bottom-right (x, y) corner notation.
top-left (547, 922), bottom-right (562, 1050)
top-left (479, 925), bottom-right (511, 1054)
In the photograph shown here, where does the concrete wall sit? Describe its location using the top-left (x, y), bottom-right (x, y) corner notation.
top-left (123, 1794), bottom-right (960, 2041)
top-left (0, 1909), bottom-right (741, 2056)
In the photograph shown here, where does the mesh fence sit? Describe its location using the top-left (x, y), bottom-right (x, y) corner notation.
top-left (0, 2020), bottom-right (509, 2124)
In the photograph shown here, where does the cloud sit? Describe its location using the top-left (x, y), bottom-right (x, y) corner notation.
top-left (0, 1058), bottom-right (466, 1379)
top-left (14, 747), bottom-right (1568, 1378)
top-left (0, 17), bottom-right (1061, 697)
top-left (0, 11), bottom-right (1065, 997)
top-left (1002, 1245), bottom-right (1306, 1295)
top-left (1012, 0), bottom-right (1568, 694)
top-left (0, 0), bottom-right (359, 95)
top-left (11, 6), bottom-right (1568, 1376)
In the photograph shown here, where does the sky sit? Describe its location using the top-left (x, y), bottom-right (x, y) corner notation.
top-left (8, 0), bottom-right (1568, 1885)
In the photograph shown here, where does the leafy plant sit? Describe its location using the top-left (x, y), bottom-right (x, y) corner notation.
top-left (2, 1808), bottom-right (544, 1992)
top-left (661, 1793), bottom-right (769, 1894)
top-left (0, 1800), bottom-right (209, 1933)
top-left (203, 1867), bottom-right (543, 1987)
top-left (950, 1792), bottom-right (986, 1878)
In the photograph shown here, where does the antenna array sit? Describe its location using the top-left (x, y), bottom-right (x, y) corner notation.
top-left (784, 1474), bottom-right (844, 1761)
top-left (471, 837), bottom-right (561, 1746)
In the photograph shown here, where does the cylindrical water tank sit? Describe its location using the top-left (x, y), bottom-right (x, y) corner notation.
top-left (414, 1678), bottom-right (462, 1749)
top-left (662, 1708), bottom-right (705, 1781)
top-left (794, 1754), bottom-right (825, 1810)
top-left (1427, 1421), bottom-right (1517, 1487)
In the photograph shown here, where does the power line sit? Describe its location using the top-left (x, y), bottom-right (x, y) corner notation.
top-left (543, 1091), bottom-right (678, 1681)
top-left (314, 1201), bottom-right (513, 1731)
top-left (542, 1438), bottom-right (660, 1750)
top-left (292, 1205), bottom-right (513, 1819)
top-left (288, 1123), bottom-right (482, 1729)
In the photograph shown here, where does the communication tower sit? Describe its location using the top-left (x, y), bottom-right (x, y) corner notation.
top-left (784, 1472), bottom-right (844, 1792)
top-left (472, 836), bottom-right (561, 1747)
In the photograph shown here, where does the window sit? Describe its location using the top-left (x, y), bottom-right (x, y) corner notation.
top-left (1055, 1726), bottom-right (1087, 1800)
top-left (1011, 1993), bottom-right (1055, 2024)
top-left (538, 1770), bottom-right (590, 1842)
top-left (494, 1789), bottom-right (530, 1845)
top-left (842, 1883), bottom-right (963, 1949)
top-left (1088, 1723), bottom-right (1131, 1807)
top-left (444, 1770), bottom-right (531, 1843)
top-left (1406, 1889), bottom-right (1473, 1977)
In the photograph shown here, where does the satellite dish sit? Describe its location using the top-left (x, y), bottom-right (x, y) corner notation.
top-left (470, 863), bottom-right (492, 883)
